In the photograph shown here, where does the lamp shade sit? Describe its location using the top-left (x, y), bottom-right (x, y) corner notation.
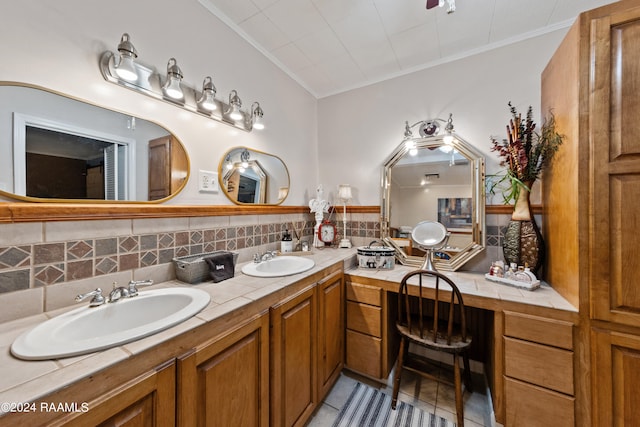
top-left (338, 184), bottom-right (352, 201)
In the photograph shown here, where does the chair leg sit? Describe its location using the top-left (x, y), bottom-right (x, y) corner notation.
top-left (453, 354), bottom-right (465, 426)
top-left (391, 337), bottom-right (407, 410)
top-left (463, 352), bottom-right (473, 393)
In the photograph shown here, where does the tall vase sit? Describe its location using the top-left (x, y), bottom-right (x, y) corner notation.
top-left (502, 181), bottom-right (545, 275)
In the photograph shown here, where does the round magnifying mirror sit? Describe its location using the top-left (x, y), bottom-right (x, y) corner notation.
top-left (411, 220), bottom-right (450, 271)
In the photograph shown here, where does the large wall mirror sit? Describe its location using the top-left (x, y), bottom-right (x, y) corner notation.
top-left (381, 132), bottom-right (485, 271)
top-left (218, 146), bottom-right (290, 205)
top-left (0, 83), bottom-right (189, 203)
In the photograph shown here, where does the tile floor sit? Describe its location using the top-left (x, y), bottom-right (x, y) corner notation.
top-left (307, 362), bottom-right (497, 427)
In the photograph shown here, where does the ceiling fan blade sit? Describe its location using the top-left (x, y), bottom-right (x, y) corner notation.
top-left (426, 0), bottom-right (440, 9)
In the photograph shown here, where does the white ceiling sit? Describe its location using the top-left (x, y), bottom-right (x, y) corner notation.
top-left (198, 0), bottom-right (616, 98)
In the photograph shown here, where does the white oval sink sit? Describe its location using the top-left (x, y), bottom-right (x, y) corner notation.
top-left (241, 256), bottom-right (315, 278)
top-left (11, 288), bottom-right (210, 360)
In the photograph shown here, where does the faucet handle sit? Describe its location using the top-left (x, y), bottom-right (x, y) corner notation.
top-left (127, 279), bottom-right (154, 296)
top-left (75, 288), bottom-right (105, 307)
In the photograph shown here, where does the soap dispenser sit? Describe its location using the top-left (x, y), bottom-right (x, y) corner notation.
top-left (281, 229), bottom-right (293, 253)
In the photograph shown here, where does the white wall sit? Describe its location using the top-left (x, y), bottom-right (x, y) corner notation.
top-left (0, 0), bottom-right (569, 208)
top-left (0, 0), bottom-right (318, 205)
top-left (317, 30), bottom-right (568, 206)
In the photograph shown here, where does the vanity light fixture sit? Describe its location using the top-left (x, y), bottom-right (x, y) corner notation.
top-left (337, 184), bottom-right (353, 248)
top-left (226, 90), bottom-right (243, 121)
top-left (196, 76), bottom-right (217, 111)
top-left (402, 114), bottom-right (456, 155)
top-left (114, 33), bottom-right (138, 82)
top-left (251, 102), bottom-right (265, 130)
top-left (162, 58), bottom-right (184, 100)
top-left (99, 33), bottom-right (264, 132)
top-left (224, 154), bottom-right (233, 171)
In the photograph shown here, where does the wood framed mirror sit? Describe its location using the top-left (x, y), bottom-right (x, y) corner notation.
top-left (218, 146), bottom-right (290, 205)
top-left (0, 82), bottom-right (189, 203)
top-left (381, 132), bottom-right (485, 271)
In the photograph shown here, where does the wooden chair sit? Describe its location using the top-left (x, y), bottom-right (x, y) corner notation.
top-left (391, 269), bottom-right (473, 426)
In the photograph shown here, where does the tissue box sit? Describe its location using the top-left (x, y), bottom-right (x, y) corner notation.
top-left (173, 251), bottom-right (239, 284)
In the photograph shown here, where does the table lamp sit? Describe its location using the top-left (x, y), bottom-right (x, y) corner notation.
top-left (337, 184), bottom-right (352, 248)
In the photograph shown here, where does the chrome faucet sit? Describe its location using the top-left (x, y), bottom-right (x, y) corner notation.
top-left (127, 279), bottom-right (154, 296)
top-left (75, 279), bottom-right (154, 306)
top-left (262, 250), bottom-right (278, 261)
top-left (253, 250), bottom-right (278, 263)
top-left (75, 288), bottom-right (106, 307)
top-left (108, 285), bottom-right (130, 303)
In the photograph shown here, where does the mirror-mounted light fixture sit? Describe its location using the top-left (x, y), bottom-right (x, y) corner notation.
top-left (402, 114), bottom-right (456, 155)
top-left (251, 102), bottom-right (265, 130)
top-left (197, 76), bottom-right (217, 112)
top-left (99, 33), bottom-right (264, 132)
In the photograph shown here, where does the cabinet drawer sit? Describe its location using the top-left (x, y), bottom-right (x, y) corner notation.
top-left (346, 329), bottom-right (381, 379)
top-left (504, 337), bottom-right (574, 395)
top-left (346, 282), bottom-right (382, 306)
top-left (505, 377), bottom-right (574, 427)
top-left (504, 311), bottom-right (573, 350)
top-left (347, 301), bottom-right (382, 337)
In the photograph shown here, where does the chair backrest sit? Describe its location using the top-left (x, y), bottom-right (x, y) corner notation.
top-left (397, 269), bottom-right (467, 346)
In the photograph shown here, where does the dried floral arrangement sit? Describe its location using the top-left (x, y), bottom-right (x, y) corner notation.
top-left (489, 102), bottom-right (564, 203)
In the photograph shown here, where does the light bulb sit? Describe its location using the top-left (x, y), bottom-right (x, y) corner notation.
top-left (115, 55), bottom-right (137, 81)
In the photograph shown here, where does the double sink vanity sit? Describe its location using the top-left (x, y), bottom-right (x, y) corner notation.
top-left (0, 248), bottom-right (577, 427)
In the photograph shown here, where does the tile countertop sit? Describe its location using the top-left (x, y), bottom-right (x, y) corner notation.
top-left (348, 264), bottom-right (578, 313)
top-left (0, 250), bottom-right (576, 413)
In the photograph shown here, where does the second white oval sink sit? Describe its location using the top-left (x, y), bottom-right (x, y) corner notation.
top-left (242, 256), bottom-right (315, 278)
top-left (11, 288), bottom-right (210, 360)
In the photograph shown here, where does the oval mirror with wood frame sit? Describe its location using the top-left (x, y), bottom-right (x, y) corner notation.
top-left (0, 82), bottom-right (189, 203)
top-left (218, 146), bottom-right (290, 205)
top-left (381, 132), bottom-right (485, 271)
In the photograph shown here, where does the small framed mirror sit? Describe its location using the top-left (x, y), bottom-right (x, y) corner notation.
top-left (218, 146), bottom-right (290, 205)
top-left (381, 130), bottom-right (485, 271)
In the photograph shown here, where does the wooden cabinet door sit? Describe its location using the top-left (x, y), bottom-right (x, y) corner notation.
top-left (55, 360), bottom-right (175, 427)
top-left (148, 135), bottom-right (187, 201)
top-left (270, 285), bottom-right (317, 427)
top-left (317, 271), bottom-right (344, 400)
top-left (177, 311), bottom-right (270, 427)
top-left (148, 136), bottom-right (171, 200)
top-left (592, 327), bottom-right (640, 426)
top-left (589, 7), bottom-right (640, 327)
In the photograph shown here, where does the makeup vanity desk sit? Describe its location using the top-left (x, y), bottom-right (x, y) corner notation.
top-left (344, 266), bottom-right (579, 427)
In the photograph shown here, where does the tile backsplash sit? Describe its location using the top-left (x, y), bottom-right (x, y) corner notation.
top-left (0, 210), bottom-right (510, 322)
top-left (0, 213), bottom-right (381, 294)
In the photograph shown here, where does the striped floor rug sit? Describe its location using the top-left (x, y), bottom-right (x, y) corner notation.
top-left (331, 382), bottom-right (455, 427)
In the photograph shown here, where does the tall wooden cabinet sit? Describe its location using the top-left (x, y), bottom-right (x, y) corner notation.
top-left (542, 1), bottom-right (640, 425)
top-left (270, 285), bottom-right (318, 427)
top-left (270, 269), bottom-right (344, 427)
top-left (317, 271), bottom-right (345, 400)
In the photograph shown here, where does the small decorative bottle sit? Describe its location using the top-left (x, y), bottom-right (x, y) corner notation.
top-left (281, 230), bottom-right (293, 253)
